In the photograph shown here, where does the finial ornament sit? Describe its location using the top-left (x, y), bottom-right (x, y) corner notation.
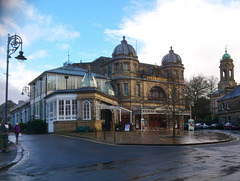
top-left (225, 45), bottom-right (228, 53)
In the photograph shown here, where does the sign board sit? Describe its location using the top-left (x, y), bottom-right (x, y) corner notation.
top-left (125, 123), bottom-right (130, 131)
top-left (188, 119), bottom-right (195, 131)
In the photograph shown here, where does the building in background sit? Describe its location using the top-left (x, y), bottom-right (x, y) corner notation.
top-left (217, 86), bottom-right (240, 125)
top-left (210, 49), bottom-right (239, 125)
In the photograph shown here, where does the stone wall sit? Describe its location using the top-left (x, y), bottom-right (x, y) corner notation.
top-left (54, 121), bottom-right (77, 132)
top-left (53, 120), bottom-right (103, 132)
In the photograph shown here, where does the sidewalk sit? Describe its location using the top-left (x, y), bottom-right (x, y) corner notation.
top-left (0, 133), bottom-right (23, 172)
top-left (58, 130), bottom-right (235, 146)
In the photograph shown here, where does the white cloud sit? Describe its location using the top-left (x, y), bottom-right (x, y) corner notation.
top-left (28, 50), bottom-right (48, 60)
top-left (105, 0), bottom-right (240, 83)
top-left (0, 62), bottom-right (41, 104)
top-left (0, 0), bottom-right (80, 46)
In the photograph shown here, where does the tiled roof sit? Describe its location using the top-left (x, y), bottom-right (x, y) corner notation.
top-left (218, 86), bottom-right (240, 102)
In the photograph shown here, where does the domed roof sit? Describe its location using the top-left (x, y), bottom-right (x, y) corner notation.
top-left (222, 50), bottom-right (231, 60)
top-left (162, 47), bottom-right (182, 65)
top-left (81, 71), bottom-right (97, 88)
top-left (112, 36), bottom-right (137, 58)
top-left (102, 82), bottom-right (115, 96)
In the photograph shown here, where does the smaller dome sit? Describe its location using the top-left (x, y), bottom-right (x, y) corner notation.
top-left (222, 50), bottom-right (231, 60)
top-left (112, 36), bottom-right (137, 58)
top-left (102, 82), bottom-right (115, 96)
top-left (162, 47), bottom-right (182, 65)
top-left (81, 71), bottom-right (97, 88)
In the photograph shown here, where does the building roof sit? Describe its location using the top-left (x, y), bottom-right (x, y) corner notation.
top-left (29, 65), bottom-right (106, 85)
top-left (46, 65), bottom-right (105, 79)
top-left (162, 46), bottom-right (182, 65)
top-left (81, 71), bottom-right (98, 88)
top-left (218, 86), bottom-right (240, 102)
top-left (112, 36), bottom-right (137, 58)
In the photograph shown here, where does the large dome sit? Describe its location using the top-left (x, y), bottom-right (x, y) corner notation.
top-left (162, 47), bottom-right (182, 65)
top-left (112, 36), bottom-right (137, 58)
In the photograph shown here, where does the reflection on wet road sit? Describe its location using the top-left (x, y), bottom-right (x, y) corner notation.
top-left (1, 131), bottom-right (240, 180)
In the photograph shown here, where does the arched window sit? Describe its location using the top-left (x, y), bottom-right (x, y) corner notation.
top-left (148, 87), bottom-right (167, 101)
top-left (229, 70), bottom-right (232, 78)
top-left (222, 70), bottom-right (226, 78)
top-left (82, 100), bottom-right (91, 120)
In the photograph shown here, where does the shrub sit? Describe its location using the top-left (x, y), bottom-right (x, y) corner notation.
top-left (19, 123), bottom-right (27, 131)
top-left (26, 120), bottom-right (47, 134)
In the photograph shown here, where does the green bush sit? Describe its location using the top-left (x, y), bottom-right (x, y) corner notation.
top-left (26, 120), bottom-right (47, 134)
top-left (19, 123), bottom-right (27, 131)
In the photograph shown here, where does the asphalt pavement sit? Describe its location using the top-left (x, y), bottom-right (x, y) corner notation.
top-left (0, 130), bottom-right (235, 172)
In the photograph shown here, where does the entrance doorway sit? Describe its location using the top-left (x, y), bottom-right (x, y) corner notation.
top-left (48, 120), bottom-right (54, 133)
top-left (101, 109), bottom-right (112, 131)
top-left (149, 114), bottom-right (166, 128)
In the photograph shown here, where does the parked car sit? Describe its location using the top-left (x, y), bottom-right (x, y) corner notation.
top-left (195, 123), bottom-right (201, 129)
top-left (223, 123), bottom-right (238, 130)
top-left (195, 123), bottom-right (208, 129)
top-left (209, 123), bottom-right (219, 129)
top-left (201, 123), bottom-right (208, 129)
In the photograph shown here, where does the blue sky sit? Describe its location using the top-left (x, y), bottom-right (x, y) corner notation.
top-left (0, 0), bottom-right (240, 104)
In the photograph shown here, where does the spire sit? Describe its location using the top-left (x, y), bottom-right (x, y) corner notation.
top-left (225, 45), bottom-right (228, 54)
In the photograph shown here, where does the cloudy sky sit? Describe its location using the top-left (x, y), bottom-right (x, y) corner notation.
top-left (0, 0), bottom-right (239, 104)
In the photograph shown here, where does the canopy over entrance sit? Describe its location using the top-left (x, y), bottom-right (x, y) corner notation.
top-left (97, 102), bottom-right (132, 124)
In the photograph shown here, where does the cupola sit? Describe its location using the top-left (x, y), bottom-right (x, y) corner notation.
top-left (162, 46), bottom-right (182, 65)
top-left (112, 36), bottom-right (137, 58)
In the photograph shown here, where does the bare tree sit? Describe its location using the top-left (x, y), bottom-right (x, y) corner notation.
top-left (207, 75), bottom-right (218, 94)
top-left (185, 74), bottom-right (218, 121)
top-left (166, 74), bottom-right (185, 137)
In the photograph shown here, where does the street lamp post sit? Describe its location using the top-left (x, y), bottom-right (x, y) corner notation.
top-left (2, 34), bottom-right (27, 152)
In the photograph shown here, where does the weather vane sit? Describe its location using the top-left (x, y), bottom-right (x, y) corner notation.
top-left (225, 45), bottom-right (228, 53)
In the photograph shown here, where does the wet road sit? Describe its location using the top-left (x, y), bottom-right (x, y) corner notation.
top-left (1, 131), bottom-right (240, 181)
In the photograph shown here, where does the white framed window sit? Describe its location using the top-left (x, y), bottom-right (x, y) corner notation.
top-left (83, 100), bottom-right (91, 120)
top-left (65, 100), bottom-right (71, 119)
top-left (59, 100), bottom-right (64, 119)
top-left (72, 100), bottom-right (77, 119)
top-left (58, 99), bottom-right (77, 120)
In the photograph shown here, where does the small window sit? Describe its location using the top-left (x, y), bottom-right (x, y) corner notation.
top-left (221, 103), bottom-right (225, 110)
top-left (124, 63), bottom-right (128, 70)
top-left (124, 83), bottom-right (128, 96)
top-left (137, 84), bottom-right (141, 97)
top-left (227, 102), bottom-right (230, 109)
